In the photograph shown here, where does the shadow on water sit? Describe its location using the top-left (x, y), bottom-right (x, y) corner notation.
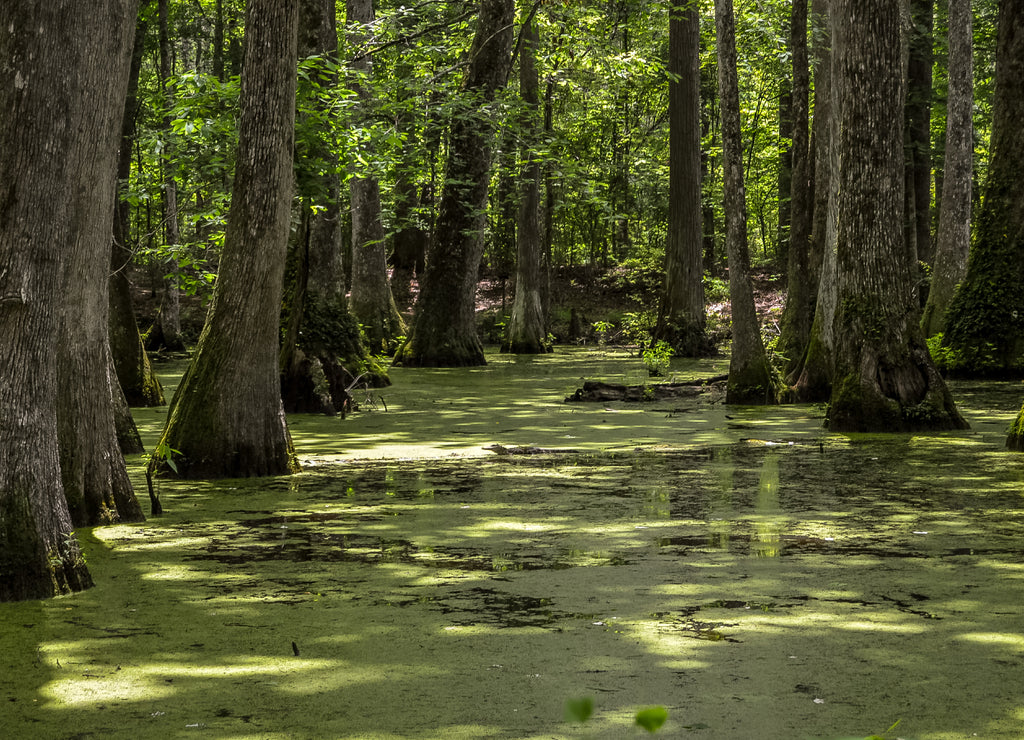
top-left (3, 351), bottom-right (1024, 738)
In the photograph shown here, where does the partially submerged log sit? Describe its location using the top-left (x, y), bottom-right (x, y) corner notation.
top-left (484, 444), bottom-right (579, 456)
top-left (565, 375), bottom-right (728, 403)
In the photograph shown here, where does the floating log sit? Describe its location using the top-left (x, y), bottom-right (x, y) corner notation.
top-left (565, 375), bottom-right (728, 403)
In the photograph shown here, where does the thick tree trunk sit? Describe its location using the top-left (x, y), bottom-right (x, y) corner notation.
top-left (111, 5), bottom-right (165, 409)
top-left (794, 0), bottom-right (838, 400)
top-left (827, 0), bottom-right (966, 432)
top-left (655, 1), bottom-right (709, 357)
top-left (1, 0), bottom-right (140, 601)
top-left (715, 0), bottom-right (777, 404)
top-left (154, 0), bottom-right (300, 478)
top-left (505, 14), bottom-right (549, 355)
top-left (57, 0), bottom-right (145, 527)
top-left (394, 0), bottom-right (514, 367)
top-left (940, 0), bottom-right (1024, 375)
top-left (921, 0), bottom-right (972, 337)
top-left (347, 0), bottom-right (406, 352)
top-left (778, 0), bottom-right (814, 376)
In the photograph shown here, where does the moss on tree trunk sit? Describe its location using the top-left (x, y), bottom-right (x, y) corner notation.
top-left (1008, 401), bottom-right (1024, 451)
top-left (940, 0), bottom-right (1024, 376)
top-left (1, 0), bottom-right (140, 600)
top-left (153, 0), bottom-right (300, 479)
top-left (826, 0), bottom-right (966, 433)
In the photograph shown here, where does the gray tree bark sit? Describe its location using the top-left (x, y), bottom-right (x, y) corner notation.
top-left (921, 0), bottom-right (972, 338)
top-left (1, 0), bottom-right (140, 601)
top-left (655, 0), bottom-right (709, 357)
top-left (57, 0), bottom-right (145, 527)
top-left (904, 0), bottom-right (934, 276)
top-left (827, 0), bottom-right (965, 431)
top-left (942, 0), bottom-right (1024, 376)
top-left (778, 0), bottom-right (814, 377)
top-left (715, 0), bottom-right (777, 403)
top-left (394, 0), bottom-right (514, 367)
top-left (794, 0), bottom-right (839, 401)
top-left (147, 0), bottom-right (186, 353)
top-left (154, 0), bottom-right (300, 478)
top-left (505, 13), bottom-right (549, 354)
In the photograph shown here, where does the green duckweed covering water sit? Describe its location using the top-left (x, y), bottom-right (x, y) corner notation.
top-left (2, 349), bottom-right (1023, 739)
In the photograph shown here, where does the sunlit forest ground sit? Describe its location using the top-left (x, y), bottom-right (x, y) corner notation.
top-left (2, 348), bottom-right (1023, 739)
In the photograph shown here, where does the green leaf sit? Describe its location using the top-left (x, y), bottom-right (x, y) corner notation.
top-left (563, 696), bottom-right (594, 723)
top-left (635, 706), bottom-right (668, 733)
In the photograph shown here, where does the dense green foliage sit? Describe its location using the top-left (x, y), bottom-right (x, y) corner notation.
top-left (116, 0), bottom-right (1008, 377)
top-left (118, 0), bottom-right (850, 304)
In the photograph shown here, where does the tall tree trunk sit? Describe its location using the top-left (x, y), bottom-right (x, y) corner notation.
top-left (806, 0), bottom-right (831, 307)
top-left (388, 18), bottom-right (429, 309)
top-left (394, 0), bottom-right (514, 367)
top-left (940, 0), bottom-right (1024, 375)
top-left (153, 0), bottom-right (300, 478)
top-left (921, 0), bottom-right (972, 337)
top-left (655, 0), bottom-right (709, 356)
top-left (57, 0), bottom-right (145, 527)
top-left (390, 179), bottom-right (428, 308)
top-left (1, 0), bottom-right (140, 602)
top-left (794, 0), bottom-right (838, 400)
top-left (778, 0), bottom-right (814, 377)
top-left (715, 0), bottom-right (777, 403)
top-left (298, 0), bottom-right (345, 302)
top-left (280, 0), bottom-right (380, 416)
top-left (347, 0), bottom-right (406, 352)
top-left (505, 13), bottom-right (549, 354)
top-left (148, 0), bottom-right (187, 353)
top-left (110, 2), bottom-right (165, 410)
top-left (905, 0), bottom-right (934, 281)
top-left (701, 54), bottom-right (720, 277)
top-left (827, 0), bottom-right (966, 432)
top-left (777, 77), bottom-right (792, 274)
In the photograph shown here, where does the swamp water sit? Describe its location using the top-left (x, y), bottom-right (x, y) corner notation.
top-left (2, 349), bottom-right (1023, 739)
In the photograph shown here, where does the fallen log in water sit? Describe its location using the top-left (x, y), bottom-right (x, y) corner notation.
top-left (565, 375), bottom-right (728, 403)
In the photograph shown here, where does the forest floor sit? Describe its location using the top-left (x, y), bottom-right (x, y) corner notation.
top-left (2, 348), bottom-right (1024, 740)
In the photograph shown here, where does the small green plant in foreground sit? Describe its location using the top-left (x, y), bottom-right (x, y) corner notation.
top-left (566, 696), bottom-right (898, 739)
top-left (592, 320), bottom-right (615, 345)
top-left (563, 696), bottom-right (594, 723)
top-left (634, 705), bottom-right (669, 733)
top-left (151, 440), bottom-right (181, 474)
top-left (564, 696), bottom-right (669, 734)
top-left (862, 718), bottom-right (901, 740)
top-left (642, 340), bottom-right (673, 377)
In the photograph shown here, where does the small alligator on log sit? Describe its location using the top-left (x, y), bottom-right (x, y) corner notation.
top-left (565, 375), bottom-right (728, 403)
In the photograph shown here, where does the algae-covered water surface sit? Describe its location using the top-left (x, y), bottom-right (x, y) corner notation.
top-left (2, 349), bottom-right (1024, 739)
